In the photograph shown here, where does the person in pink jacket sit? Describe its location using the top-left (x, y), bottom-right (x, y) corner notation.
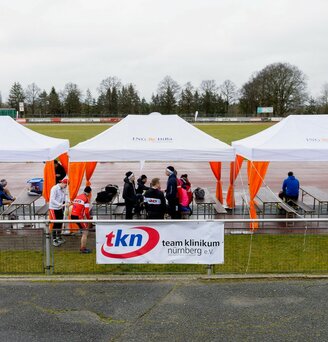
top-left (177, 177), bottom-right (192, 215)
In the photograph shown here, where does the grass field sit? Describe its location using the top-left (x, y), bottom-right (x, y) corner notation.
top-left (1, 234), bottom-right (327, 274)
top-left (26, 123), bottom-right (274, 146)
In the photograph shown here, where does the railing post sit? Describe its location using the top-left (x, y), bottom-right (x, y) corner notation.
top-left (45, 223), bottom-right (53, 275)
top-left (206, 264), bottom-right (213, 275)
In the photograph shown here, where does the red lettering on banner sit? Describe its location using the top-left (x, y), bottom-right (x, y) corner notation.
top-left (101, 226), bottom-right (160, 259)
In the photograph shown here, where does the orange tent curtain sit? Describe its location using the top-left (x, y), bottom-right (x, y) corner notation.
top-left (226, 155), bottom-right (244, 208)
top-left (68, 162), bottom-right (86, 201)
top-left (209, 162), bottom-right (223, 204)
top-left (68, 162), bottom-right (87, 233)
top-left (247, 160), bottom-right (269, 229)
top-left (85, 162), bottom-right (97, 186)
top-left (58, 152), bottom-right (69, 173)
top-left (42, 160), bottom-right (56, 203)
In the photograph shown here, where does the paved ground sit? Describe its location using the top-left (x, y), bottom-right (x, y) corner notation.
top-left (1, 279), bottom-right (328, 341)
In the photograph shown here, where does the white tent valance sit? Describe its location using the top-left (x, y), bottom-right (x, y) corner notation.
top-left (0, 116), bottom-right (69, 162)
top-left (69, 114), bottom-right (234, 162)
top-left (232, 115), bottom-right (328, 161)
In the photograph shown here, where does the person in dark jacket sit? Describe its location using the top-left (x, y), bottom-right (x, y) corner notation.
top-left (278, 171), bottom-right (300, 202)
top-left (136, 175), bottom-right (150, 194)
top-left (123, 171), bottom-right (137, 219)
top-left (134, 175), bottom-right (149, 216)
top-left (144, 178), bottom-right (166, 219)
top-left (54, 160), bottom-right (66, 184)
top-left (165, 166), bottom-right (180, 219)
top-left (0, 183), bottom-right (14, 207)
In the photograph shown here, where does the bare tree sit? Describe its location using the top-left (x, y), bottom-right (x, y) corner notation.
top-left (157, 76), bottom-right (180, 97)
top-left (200, 80), bottom-right (218, 94)
top-left (220, 80), bottom-right (237, 113)
top-left (318, 83), bottom-right (328, 113)
top-left (157, 76), bottom-right (180, 113)
top-left (240, 62), bottom-right (307, 116)
top-left (62, 83), bottom-right (81, 115)
top-left (25, 83), bottom-right (41, 115)
top-left (179, 82), bottom-right (195, 114)
top-left (97, 76), bottom-right (122, 114)
top-left (199, 80), bottom-right (224, 115)
top-left (98, 76), bottom-right (122, 96)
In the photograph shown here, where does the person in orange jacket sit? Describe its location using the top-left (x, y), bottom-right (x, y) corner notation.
top-left (71, 186), bottom-right (92, 254)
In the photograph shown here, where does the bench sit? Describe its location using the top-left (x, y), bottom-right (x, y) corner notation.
top-left (288, 199), bottom-right (315, 217)
top-left (213, 201), bottom-right (227, 216)
top-left (278, 201), bottom-right (297, 215)
top-left (92, 192), bottom-right (119, 218)
top-left (277, 202), bottom-right (298, 226)
top-left (0, 203), bottom-right (11, 214)
top-left (241, 194), bottom-right (263, 214)
top-left (112, 204), bottom-right (125, 218)
top-left (1, 204), bottom-right (20, 217)
top-left (35, 204), bottom-right (49, 216)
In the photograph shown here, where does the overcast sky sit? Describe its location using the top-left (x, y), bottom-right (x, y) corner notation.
top-left (1, 0), bottom-right (327, 101)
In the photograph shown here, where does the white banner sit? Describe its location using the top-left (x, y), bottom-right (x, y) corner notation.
top-left (96, 221), bottom-right (224, 264)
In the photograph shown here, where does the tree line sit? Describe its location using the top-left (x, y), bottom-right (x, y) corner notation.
top-left (1, 62), bottom-right (328, 117)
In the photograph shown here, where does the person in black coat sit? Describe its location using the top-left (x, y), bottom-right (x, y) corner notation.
top-left (144, 178), bottom-right (166, 219)
top-left (54, 160), bottom-right (66, 184)
top-left (165, 166), bottom-right (180, 219)
top-left (123, 171), bottom-right (137, 219)
top-left (136, 175), bottom-right (150, 194)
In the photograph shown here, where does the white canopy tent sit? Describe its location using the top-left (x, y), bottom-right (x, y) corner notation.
top-left (232, 115), bottom-right (328, 161)
top-left (69, 113), bottom-right (234, 162)
top-left (0, 116), bottom-right (69, 162)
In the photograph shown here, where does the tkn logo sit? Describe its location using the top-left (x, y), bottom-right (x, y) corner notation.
top-left (101, 226), bottom-right (160, 259)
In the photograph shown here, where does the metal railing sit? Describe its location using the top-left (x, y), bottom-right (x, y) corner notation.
top-left (1, 218), bottom-right (328, 275)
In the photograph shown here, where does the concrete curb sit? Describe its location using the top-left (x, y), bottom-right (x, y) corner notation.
top-left (1, 273), bottom-right (328, 282)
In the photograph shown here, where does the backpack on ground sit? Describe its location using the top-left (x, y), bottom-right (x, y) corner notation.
top-left (193, 187), bottom-right (205, 200)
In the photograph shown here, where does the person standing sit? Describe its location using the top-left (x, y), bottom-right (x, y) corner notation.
top-left (54, 160), bottom-right (66, 184)
top-left (49, 178), bottom-right (68, 247)
top-left (165, 166), bottom-right (180, 219)
top-left (279, 171), bottom-right (300, 202)
top-left (71, 186), bottom-right (92, 254)
top-left (144, 178), bottom-right (166, 219)
top-left (135, 174), bottom-right (149, 216)
top-left (180, 174), bottom-right (193, 205)
top-left (123, 171), bottom-right (137, 219)
top-left (136, 175), bottom-right (150, 194)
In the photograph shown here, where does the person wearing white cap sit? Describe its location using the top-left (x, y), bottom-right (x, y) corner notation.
top-left (49, 178), bottom-right (69, 246)
top-left (123, 171), bottom-right (137, 219)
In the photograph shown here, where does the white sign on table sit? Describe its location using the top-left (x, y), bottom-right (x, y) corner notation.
top-left (96, 221), bottom-right (224, 264)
